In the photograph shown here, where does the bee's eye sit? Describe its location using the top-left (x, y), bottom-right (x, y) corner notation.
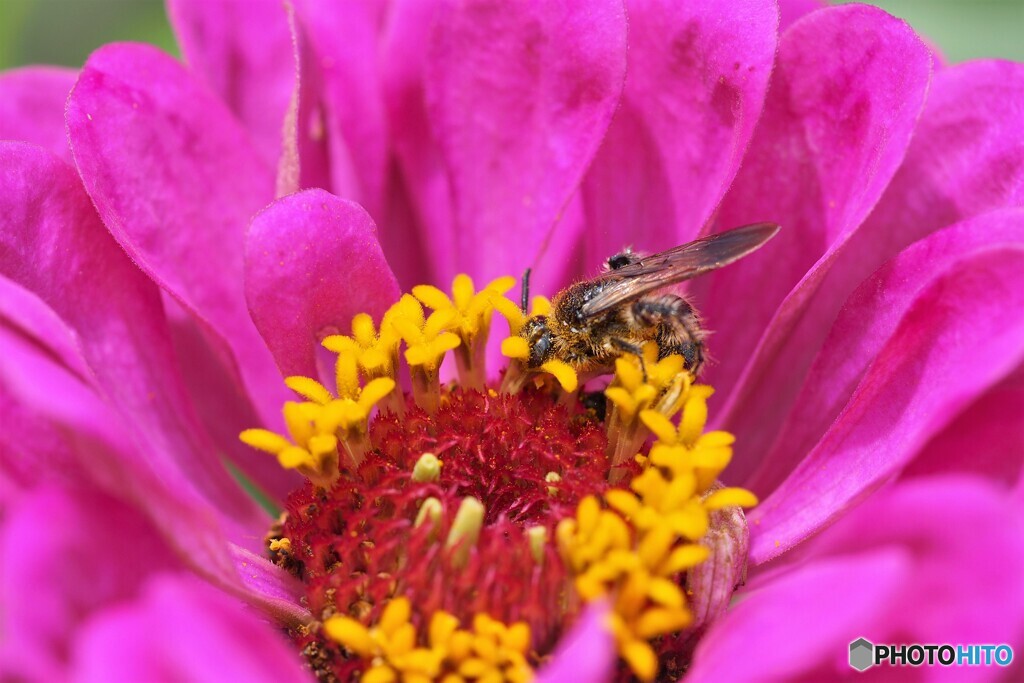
top-left (529, 328), bottom-right (552, 367)
top-left (607, 253), bottom-right (632, 270)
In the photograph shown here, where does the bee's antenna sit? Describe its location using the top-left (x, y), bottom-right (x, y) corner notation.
top-left (521, 268), bottom-right (532, 314)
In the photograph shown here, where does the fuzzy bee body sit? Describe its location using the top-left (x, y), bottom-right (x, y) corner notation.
top-left (520, 223), bottom-right (780, 377)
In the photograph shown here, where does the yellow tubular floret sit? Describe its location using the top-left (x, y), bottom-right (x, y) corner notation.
top-left (605, 343), bottom-right (692, 472)
top-left (239, 400), bottom-right (340, 489)
top-left (556, 379), bottom-right (757, 681)
top-left (412, 274), bottom-right (514, 391)
top-left (392, 298), bottom-right (461, 414)
top-left (322, 595), bottom-right (534, 682)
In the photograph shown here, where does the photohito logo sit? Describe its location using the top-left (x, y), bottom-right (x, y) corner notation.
top-left (849, 638), bottom-right (1014, 671)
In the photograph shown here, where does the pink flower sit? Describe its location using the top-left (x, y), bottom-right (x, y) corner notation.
top-left (2, 0), bottom-right (1023, 680)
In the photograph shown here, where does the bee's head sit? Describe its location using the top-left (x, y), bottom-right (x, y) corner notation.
top-left (520, 316), bottom-right (553, 368)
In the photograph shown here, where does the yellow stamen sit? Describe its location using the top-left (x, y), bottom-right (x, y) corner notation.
top-left (238, 401), bottom-right (340, 489)
top-left (323, 595), bottom-right (534, 682)
top-left (284, 376), bottom-right (334, 405)
top-left (393, 298), bottom-right (461, 414)
top-left (605, 343), bottom-right (692, 470)
top-left (413, 274), bottom-right (514, 391)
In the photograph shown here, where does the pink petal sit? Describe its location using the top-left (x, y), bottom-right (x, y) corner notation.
top-left (747, 209), bottom-right (1024, 496)
top-left (73, 575), bottom-right (311, 683)
top-left (805, 478), bottom-right (1024, 661)
top-left (721, 61), bottom-right (1024, 482)
top-left (0, 272), bottom-right (89, 381)
top-left (0, 486), bottom-right (179, 681)
top-left (381, 0), bottom-right (455, 286)
top-left (0, 318), bottom-right (307, 624)
top-left (535, 602), bottom-right (615, 683)
top-left (689, 4), bottom-right (931, 408)
top-left (276, 2), bottom-right (333, 198)
top-left (167, 0), bottom-right (294, 169)
top-left (66, 43), bottom-right (289, 427)
top-left (693, 477), bottom-right (1024, 681)
top-left (688, 551), bottom-right (907, 681)
top-left (582, 0), bottom-right (778, 259)
top-left (246, 189), bottom-right (400, 379)
top-left (294, 0), bottom-right (388, 217)
top-left (777, 0), bottom-right (824, 31)
top-left (0, 141), bottom-right (271, 531)
top-left (0, 66), bottom-right (77, 162)
top-left (749, 246), bottom-right (1024, 562)
top-left (903, 361), bottom-right (1024, 487)
top-left (424, 0), bottom-right (627, 283)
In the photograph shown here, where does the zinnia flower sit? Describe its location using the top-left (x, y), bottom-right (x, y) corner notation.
top-left (2, 0), bottom-right (1023, 680)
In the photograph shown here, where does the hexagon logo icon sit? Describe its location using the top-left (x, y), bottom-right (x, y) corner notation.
top-left (849, 638), bottom-right (874, 672)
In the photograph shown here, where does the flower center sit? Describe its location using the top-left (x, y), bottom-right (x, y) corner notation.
top-left (241, 274), bottom-right (757, 682)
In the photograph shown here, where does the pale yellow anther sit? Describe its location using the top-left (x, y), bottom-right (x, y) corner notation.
top-left (415, 497), bottom-right (443, 531)
top-left (545, 471), bottom-right (561, 496)
top-left (268, 537), bottom-right (292, 552)
top-left (413, 452), bottom-right (442, 483)
top-left (285, 376), bottom-right (334, 405)
top-left (446, 497), bottom-right (484, 566)
top-left (540, 360), bottom-right (578, 393)
top-left (526, 526), bottom-right (547, 564)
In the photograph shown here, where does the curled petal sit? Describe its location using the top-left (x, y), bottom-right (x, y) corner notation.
top-left (903, 361), bottom-right (1024, 486)
top-left (722, 61), bottom-right (1024, 481)
top-left (750, 246), bottom-right (1024, 562)
top-left (748, 209), bottom-right (1024, 496)
top-left (692, 478), bottom-right (1024, 680)
top-left (246, 189), bottom-right (400, 380)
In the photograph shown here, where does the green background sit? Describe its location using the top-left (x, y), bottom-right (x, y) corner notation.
top-left (0, 0), bottom-right (1022, 71)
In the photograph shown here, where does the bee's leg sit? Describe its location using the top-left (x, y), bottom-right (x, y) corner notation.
top-left (630, 295), bottom-right (706, 374)
top-left (610, 337), bottom-right (648, 381)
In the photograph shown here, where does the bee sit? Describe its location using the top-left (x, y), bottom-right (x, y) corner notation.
top-left (520, 223), bottom-right (779, 378)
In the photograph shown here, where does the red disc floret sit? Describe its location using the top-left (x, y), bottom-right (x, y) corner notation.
top-left (277, 387), bottom-right (611, 679)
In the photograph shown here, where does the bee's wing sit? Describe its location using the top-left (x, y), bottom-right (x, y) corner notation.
top-left (581, 223), bottom-right (780, 318)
